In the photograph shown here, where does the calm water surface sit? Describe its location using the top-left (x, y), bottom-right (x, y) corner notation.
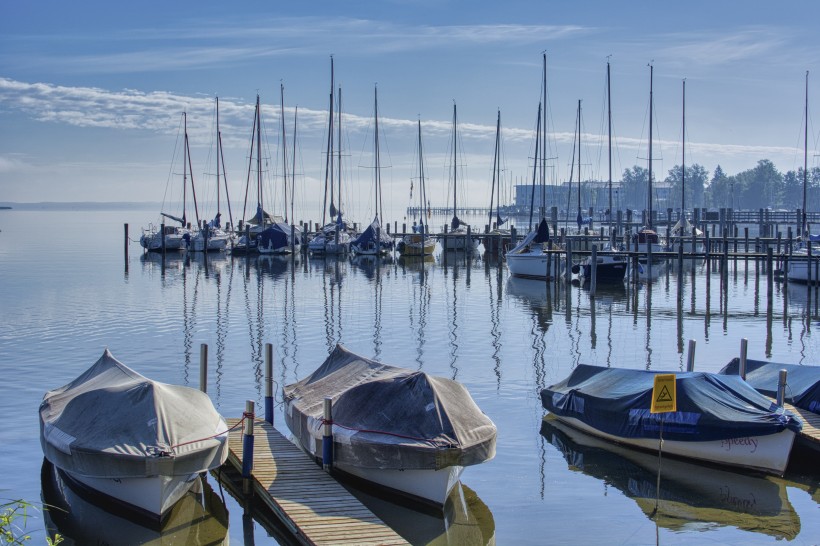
top-left (1, 209), bottom-right (818, 545)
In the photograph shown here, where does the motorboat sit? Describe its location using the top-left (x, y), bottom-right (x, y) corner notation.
top-left (719, 358), bottom-right (820, 415)
top-left (540, 364), bottom-right (801, 475)
top-left (571, 245), bottom-right (627, 285)
top-left (39, 349), bottom-right (229, 525)
top-left (283, 344), bottom-right (497, 507)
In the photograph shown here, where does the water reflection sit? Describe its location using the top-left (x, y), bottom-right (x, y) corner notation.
top-left (505, 277), bottom-right (552, 390)
top-left (539, 417), bottom-right (800, 540)
top-left (40, 459), bottom-right (229, 544)
top-left (348, 482), bottom-right (495, 546)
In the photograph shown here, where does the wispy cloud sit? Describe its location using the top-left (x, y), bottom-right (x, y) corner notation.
top-left (657, 28), bottom-right (787, 67)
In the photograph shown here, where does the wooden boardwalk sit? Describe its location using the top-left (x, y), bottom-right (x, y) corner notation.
top-left (784, 403), bottom-right (820, 450)
top-left (225, 418), bottom-right (408, 546)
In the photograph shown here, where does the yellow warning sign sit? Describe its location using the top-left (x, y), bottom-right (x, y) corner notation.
top-left (650, 374), bottom-right (676, 413)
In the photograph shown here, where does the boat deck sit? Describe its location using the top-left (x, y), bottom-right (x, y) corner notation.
top-left (225, 418), bottom-right (408, 546)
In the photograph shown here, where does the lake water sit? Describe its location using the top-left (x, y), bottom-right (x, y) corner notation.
top-left (1, 208), bottom-right (818, 545)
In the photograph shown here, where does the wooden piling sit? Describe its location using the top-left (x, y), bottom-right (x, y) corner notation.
top-left (243, 400), bottom-right (255, 495)
top-left (265, 343), bottom-right (274, 425)
top-left (199, 343), bottom-right (208, 393)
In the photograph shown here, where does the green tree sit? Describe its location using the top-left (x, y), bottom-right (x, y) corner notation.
top-left (621, 166), bottom-right (648, 211)
top-left (733, 160), bottom-right (783, 209)
top-left (665, 163), bottom-right (708, 210)
top-left (705, 165), bottom-right (731, 208)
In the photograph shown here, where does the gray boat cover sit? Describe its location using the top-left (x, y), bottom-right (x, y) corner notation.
top-left (283, 344), bottom-right (496, 470)
top-left (720, 358), bottom-right (820, 414)
top-left (39, 349), bottom-right (228, 479)
top-left (541, 364), bottom-right (801, 442)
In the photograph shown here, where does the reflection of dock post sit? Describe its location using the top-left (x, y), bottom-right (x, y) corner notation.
top-left (776, 369), bottom-right (788, 406)
top-left (322, 397), bottom-right (333, 472)
top-left (242, 399), bottom-right (255, 495)
top-left (199, 343), bottom-right (208, 393)
top-left (739, 338), bottom-right (748, 379)
top-left (265, 343), bottom-right (274, 425)
top-left (686, 339), bottom-right (696, 371)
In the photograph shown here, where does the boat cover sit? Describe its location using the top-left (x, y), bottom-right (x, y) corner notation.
top-left (257, 222), bottom-right (301, 249)
top-left (541, 364), bottom-right (801, 442)
top-left (284, 344), bottom-right (496, 470)
top-left (352, 217), bottom-right (393, 249)
top-left (720, 358), bottom-right (820, 414)
top-left (508, 218), bottom-right (550, 253)
top-left (39, 349), bottom-right (228, 479)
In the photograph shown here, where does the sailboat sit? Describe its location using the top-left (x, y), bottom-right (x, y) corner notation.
top-left (398, 119), bottom-right (436, 257)
top-left (257, 84), bottom-right (303, 255)
top-left (631, 63), bottom-right (666, 262)
top-left (439, 102), bottom-right (480, 252)
top-left (140, 112), bottom-right (194, 252)
top-left (786, 71), bottom-right (818, 283)
top-left (669, 79), bottom-right (704, 253)
top-left (569, 99), bottom-right (626, 284)
top-left (506, 53), bottom-right (553, 279)
top-left (309, 59), bottom-right (353, 255)
top-left (351, 86), bottom-right (394, 256)
top-left (188, 97), bottom-right (234, 252)
top-left (482, 110), bottom-right (510, 255)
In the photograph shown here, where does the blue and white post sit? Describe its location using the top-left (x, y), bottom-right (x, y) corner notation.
top-left (322, 397), bottom-right (333, 472)
top-left (242, 399), bottom-right (255, 495)
top-left (264, 343), bottom-right (274, 425)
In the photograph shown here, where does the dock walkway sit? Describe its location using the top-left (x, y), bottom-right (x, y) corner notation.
top-left (784, 403), bottom-right (820, 450)
top-left (225, 418), bottom-right (408, 546)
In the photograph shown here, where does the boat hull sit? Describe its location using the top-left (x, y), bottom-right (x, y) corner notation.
top-left (333, 462), bottom-right (464, 507)
top-left (551, 414), bottom-right (796, 475)
top-left (506, 250), bottom-right (551, 280)
top-left (439, 233), bottom-right (479, 252)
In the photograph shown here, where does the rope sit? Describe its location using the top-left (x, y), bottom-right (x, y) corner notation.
top-left (170, 411), bottom-right (253, 450)
top-left (320, 418), bottom-right (453, 448)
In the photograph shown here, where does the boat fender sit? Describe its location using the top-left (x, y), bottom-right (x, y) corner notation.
top-left (571, 264), bottom-right (580, 275)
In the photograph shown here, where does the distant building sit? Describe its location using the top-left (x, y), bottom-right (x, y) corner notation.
top-left (514, 179), bottom-right (674, 213)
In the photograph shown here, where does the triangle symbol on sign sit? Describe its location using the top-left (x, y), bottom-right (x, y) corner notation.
top-left (656, 385), bottom-right (673, 402)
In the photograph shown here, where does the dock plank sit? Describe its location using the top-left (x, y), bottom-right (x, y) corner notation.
top-left (784, 403), bottom-right (820, 446)
top-left (225, 418), bottom-right (408, 546)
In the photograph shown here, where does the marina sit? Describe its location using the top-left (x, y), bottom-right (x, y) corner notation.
top-left (3, 208), bottom-right (820, 545)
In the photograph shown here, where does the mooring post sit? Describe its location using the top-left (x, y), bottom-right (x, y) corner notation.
top-left (590, 244), bottom-right (598, 296)
top-left (242, 399), bottom-right (255, 495)
top-left (160, 223), bottom-right (166, 254)
top-left (467, 225), bottom-right (472, 252)
top-left (265, 343), bottom-right (274, 425)
top-left (124, 223), bottom-right (129, 262)
top-left (566, 239), bottom-right (573, 282)
top-left (291, 225), bottom-right (296, 255)
top-left (686, 339), bottom-right (696, 372)
top-left (322, 397), bottom-right (333, 472)
top-left (776, 369), bottom-right (788, 406)
top-left (767, 248), bottom-right (774, 294)
top-left (199, 343), bottom-right (208, 393)
top-left (739, 338), bottom-right (748, 380)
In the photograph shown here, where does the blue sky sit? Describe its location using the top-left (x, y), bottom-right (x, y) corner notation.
top-left (1, 1), bottom-right (818, 221)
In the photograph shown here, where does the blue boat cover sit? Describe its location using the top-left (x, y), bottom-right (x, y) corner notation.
top-left (352, 217), bottom-right (393, 250)
top-left (720, 359), bottom-right (820, 415)
top-left (257, 222), bottom-right (300, 251)
top-left (541, 365), bottom-right (801, 442)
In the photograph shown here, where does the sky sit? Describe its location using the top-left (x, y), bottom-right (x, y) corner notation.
top-left (2, 1), bottom-right (819, 222)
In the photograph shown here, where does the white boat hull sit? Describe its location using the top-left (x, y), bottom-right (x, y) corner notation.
top-left (785, 251), bottom-right (820, 283)
top-left (553, 414), bottom-right (796, 476)
top-left (334, 462), bottom-right (464, 506)
top-left (60, 469), bottom-right (201, 521)
top-left (440, 234), bottom-right (479, 252)
top-left (506, 248), bottom-right (551, 279)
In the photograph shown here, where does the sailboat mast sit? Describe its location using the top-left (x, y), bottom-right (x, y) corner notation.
top-left (256, 95), bottom-right (263, 220)
top-left (529, 103), bottom-right (542, 231)
top-left (489, 109), bottom-right (500, 228)
top-left (374, 86), bottom-right (382, 220)
top-left (291, 106), bottom-right (298, 225)
top-left (216, 98), bottom-right (221, 216)
top-left (607, 60), bottom-right (612, 227)
top-left (648, 63), bottom-right (654, 229)
top-left (682, 79), bottom-right (686, 214)
top-left (337, 87), bottom-right (342, 219)
top-left (183, 111), bottom-right (188, 226)
top-left (281, 83), bottom-right (289, 223)
top-left (418, 119), bottom-right (428, 230)
top-left (452, 102), bottom-right (458, 223)
top-left (541, 52), bottom-right (547, 215)
top-left (803, 70), bottom-right (809, 236)
top-left (577, 100), bottom-right (582, 224)
top-left (217, 97), bottom-right (234, 229)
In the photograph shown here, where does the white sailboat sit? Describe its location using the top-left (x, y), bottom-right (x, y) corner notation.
top-left (398, 119), bottom-right (436, 257)
top-left (439, 102), bottom-right (480, 252)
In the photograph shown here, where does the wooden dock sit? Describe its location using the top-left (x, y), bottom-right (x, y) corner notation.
top-left (784, 403), bottom-right (820, 451)
top-left (225, 418), bottom-right (409, 546)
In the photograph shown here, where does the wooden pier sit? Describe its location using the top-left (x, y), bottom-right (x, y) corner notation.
top-left (224, 418), bottom-right (408, 546)
top-left (783, 403), bottom-right (820, 452)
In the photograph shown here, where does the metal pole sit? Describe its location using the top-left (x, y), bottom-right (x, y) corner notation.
top-left (686, 339), bottom-right (696, 371)
top-left (265, 343), bottom-right (274, 425)
top-left (199, 343), bottom-right (208, 393)
top-left (739, 338), bottom-right (748, 380)
top-left (322, 397), bottom-right (333, 471)
top-left (776, 369), bottom-right (788, 406)
top-left (242, 400), bottom-right (255, 495)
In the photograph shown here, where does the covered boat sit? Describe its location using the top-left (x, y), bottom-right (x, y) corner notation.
top-left (39, 349), bottom-right (229, 525)
top-left (540, 364), bottom-right (801, 475)
top-left (283, 344), bottom-right (497, 506)
top-left (719, 358), bottom-right (820, 415)
top-left (505, 218), bottom-right (553, 280)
